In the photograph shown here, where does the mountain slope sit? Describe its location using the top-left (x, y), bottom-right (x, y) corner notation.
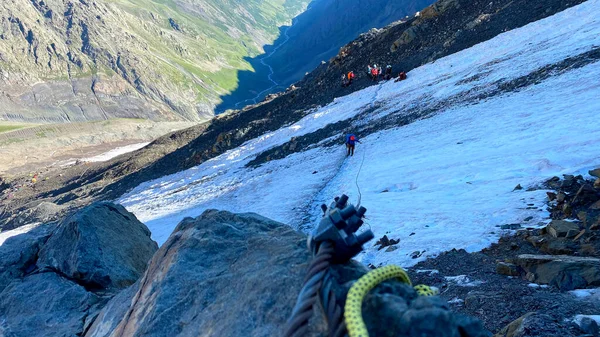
top-left (0, 0), bottom-right (588, 231)
top-left (217, 0), bottom-right (435, 111)
top-left (118, 0), bottom-right (600, 268)
top-left (0, 0), bottom-right (309, 123)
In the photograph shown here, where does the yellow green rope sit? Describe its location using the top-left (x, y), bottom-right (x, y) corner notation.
top-left (344, 265), bottom-right (438, 337)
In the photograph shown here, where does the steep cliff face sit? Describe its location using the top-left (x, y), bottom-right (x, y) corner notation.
top-left (0, 0), bottom-right (309, 123)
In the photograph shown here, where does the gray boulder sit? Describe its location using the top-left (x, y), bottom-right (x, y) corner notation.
top-left (514, 254), bottom-right (600, 291)
top-left (37, 202), bottom-right (158, 291)
top-left (86, 210), bottom-right (489, 337)
top-left (0, 223), bottom-right (55, 292)
top-left (0, 272), bottom-right (102, 337)
top-left (86, 211), bottom-right (311, 337)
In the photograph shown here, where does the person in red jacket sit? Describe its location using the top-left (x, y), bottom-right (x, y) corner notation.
top-left (347, 71), bottom-right (355, 85)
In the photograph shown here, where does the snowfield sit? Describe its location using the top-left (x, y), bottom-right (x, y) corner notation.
top-left (119, 1), bottom-right (600, 267)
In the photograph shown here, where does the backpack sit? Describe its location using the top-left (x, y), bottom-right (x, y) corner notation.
top-left (350, 135), bottom-right (356, 141)
top-left (371, 68), bottom-right (377, 76)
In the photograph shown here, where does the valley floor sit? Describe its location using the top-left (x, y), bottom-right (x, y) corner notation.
top-left (119, 0), bottom-right (600, 269)
top-left (0, 119), bottom-right (194, 175)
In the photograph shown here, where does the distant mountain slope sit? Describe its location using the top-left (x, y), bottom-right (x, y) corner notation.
top-left (217, 0), bottom-right (435, 112)
top-left (0, 0), bottom-right (309, 123)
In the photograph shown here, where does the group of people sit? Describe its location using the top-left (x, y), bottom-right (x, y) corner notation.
top-left (341, 64), bottom-right (408, 87)
top-left (367, 64), bottom-right (394, 81)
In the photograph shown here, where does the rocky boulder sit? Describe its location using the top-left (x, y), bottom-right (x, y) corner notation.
top-left (37, 202), bottom-right (158, 291)
top-left (86, 210), bottom-right (489, 337)
top-left (546, 220), bottom-right (580, 238)
top-left (0, 223), bottom-right (54, 292)
top-left (514, 254), bottom-right (600, 291)
top-left (0, 202), bottom-right (158, 337)
top-left (0, 273), bottom-right (102, 337)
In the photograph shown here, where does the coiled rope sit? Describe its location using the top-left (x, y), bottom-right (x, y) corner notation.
top-left (344, 265), bottom-right (439, 337)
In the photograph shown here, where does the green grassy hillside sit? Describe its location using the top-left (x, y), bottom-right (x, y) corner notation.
top-left (0, 0), bottom-right (310, 122)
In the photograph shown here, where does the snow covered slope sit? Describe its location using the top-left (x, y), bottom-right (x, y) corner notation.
top-left (119, 1), bottom-right (600, 267)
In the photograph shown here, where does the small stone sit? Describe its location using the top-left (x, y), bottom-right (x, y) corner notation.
top-left (524, 216), bottom-right (534, 222)
top-left (595, 178), bottom-right (600, 189)
top-left (566, 229), bottom-right (580, 239)
top-left (590, 168), bottom-right (600, 178)
top-left (526, 272), bottom-right (536, 282)
top-left (496, 262), bottom-right (520, 276)
top-left (573, 184), bottom-right (598, 205)
top-left (563, 203), bottom-right (572, 216)
top-left (546, 192), bottom-right (557, 201)
top-left (591, 200), bottom-right (600, 210)
top-left (513, 184), bottom-right (523, 191)
top-left (386, 245), bottom-right (399, 252)
top-left (579, 317), bottom-right (600, 336)
top-left (501, 224), bottom-right (521, 230)
top-left (527, 236), bottom-right (546, 248)
top-left (411, 251), bottom-right (422, 259)
top-left (547, 220), bottom-right (580, 238)
top-left (573, 230), bottom-right (586, 241)
top-left (557, 192), bottom-right (567, 203)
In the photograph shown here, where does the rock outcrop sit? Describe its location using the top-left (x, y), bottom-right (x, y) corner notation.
top-left (86, 210), bottom-right (489, 337)
top-left (0, 223), bottom-right (54, 292)
top-left (514, 255), bottom-right (600, 291)
top-left (0, 273), bottom-right (102, 337)
top-left (86, 211), bottom-right (313, 337)
top-left (0, 202), bottom-right (157, 337)
top-left (37, 202), bottom-right (158, 291)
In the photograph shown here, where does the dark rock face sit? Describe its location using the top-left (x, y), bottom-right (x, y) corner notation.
top-left (37, 202), bottom-right (158, 291)
top-left (0, 202), bottom-right (157, 337)
top-left (86, 211), bottom-right (312, 337)
top-left (0, 272), bottom-right (101, 337)
top-left (0, 223), bottom-right (54, 292)
top-left (86, 210), bottom-right (489, 337)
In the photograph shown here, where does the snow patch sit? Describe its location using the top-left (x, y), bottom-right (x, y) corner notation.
top-left (0, 223), bottom-right (40, 246)
top-left (84, 142), bottom-right (150, 163)
top-left (445, 275), bottom-right (484, 287)
top-left (570, 288), bottom-right (600, 299)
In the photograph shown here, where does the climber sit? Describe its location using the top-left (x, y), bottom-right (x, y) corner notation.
top-left (341, 74), bottom-right (349, 87)
top-left (347, 71), bottom-right (356, 86)
top-left (370, 65), bottom-right (379, 81)
top-left (384, 65), bottom-right (393, 80)
top-left (345, 133), bottom-right (361, 157)
top-left (395, 71), bottom-right (408, 82)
